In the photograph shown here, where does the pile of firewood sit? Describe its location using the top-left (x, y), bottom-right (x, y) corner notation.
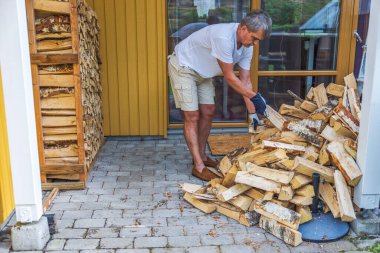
top-left (181, 74), bottom-right (362, 247)
top-left (77, 0), bottom-right (103, 169)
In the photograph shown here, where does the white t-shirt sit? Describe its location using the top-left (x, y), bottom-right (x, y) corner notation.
top-left (174, 23), bottom-right (253, 78)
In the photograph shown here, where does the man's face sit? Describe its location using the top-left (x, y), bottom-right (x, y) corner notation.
top-left (240, 25), bottom-right (265, 47)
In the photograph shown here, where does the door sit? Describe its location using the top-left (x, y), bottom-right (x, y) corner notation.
top-left (167, 0), bottom-right (359, 126)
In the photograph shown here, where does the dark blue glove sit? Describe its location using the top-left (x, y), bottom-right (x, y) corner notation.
top-left (250, 92), bottom-right (267, 115)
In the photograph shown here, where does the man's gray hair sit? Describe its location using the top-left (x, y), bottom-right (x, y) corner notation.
top-left (241, 10), bottom-right (272, 38)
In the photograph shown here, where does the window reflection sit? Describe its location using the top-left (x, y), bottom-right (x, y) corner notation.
top-left (260, 0), bottom-right (341, 71)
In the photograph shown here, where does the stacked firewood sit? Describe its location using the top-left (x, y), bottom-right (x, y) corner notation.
top-left (77, 0), bottom-right (102, 169)
top-left (32, 0), bottom-right (102, 181)
top-left (181, 74), bottom-right (362, 247)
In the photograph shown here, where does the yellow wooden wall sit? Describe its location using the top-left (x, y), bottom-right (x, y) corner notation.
top-left (0, 70), bottom-right (15, 224)
top-left (86, 0), bottom-right (168, 136)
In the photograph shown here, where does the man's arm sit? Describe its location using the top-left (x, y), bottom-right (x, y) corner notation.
top-left (217, 59), bottom-right (256, 99)
top-left (239, 67), bottom-right (256, 114)
top-left (217, 59), bottom-right (257, 113)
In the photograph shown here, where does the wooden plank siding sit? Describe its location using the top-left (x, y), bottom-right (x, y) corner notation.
top-left (89, 0), bottom-right (167, 136)
top-left (0, 70), bottom-right (15, 224)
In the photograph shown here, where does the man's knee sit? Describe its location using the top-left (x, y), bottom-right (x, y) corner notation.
top-left (200, 104), bottom-right (216, 119)
top-left (183, 111), bottom-right (200, 124)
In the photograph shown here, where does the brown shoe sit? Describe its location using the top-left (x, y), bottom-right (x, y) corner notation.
top-left (192, 166), bottom-right (218, 181)
top-left (203, 156), bottom-right (219, 168)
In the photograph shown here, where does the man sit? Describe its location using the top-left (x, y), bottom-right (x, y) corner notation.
top-left (168, 10), bottom-right (272, 181)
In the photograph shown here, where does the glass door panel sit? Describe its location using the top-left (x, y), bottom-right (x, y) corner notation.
top-left (167, 0), bottom-right (251, 124)
top-left (259, 0), bottom-right (341, 71)
top-left (258, 75), bottom-right (335, 110)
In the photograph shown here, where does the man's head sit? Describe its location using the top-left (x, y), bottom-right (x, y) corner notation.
top-left (238, 10), bottom-right (272, 47)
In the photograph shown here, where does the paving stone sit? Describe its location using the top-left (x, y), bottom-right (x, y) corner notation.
top-left (113, 188), bottom-right (140, 195)
top-left (116, 250), bottom-right (149, 253)
top-left (168, 217), bottom-right (198, 226)
top-left (320, 240), bottom-right (357, 252)
top-left (70, 195), bottom-right (98, 203)
top-left (55, 219), bottom-right (74, 229)
top-left (119, 227), bottom-right (152, 237)
top-left (86, 228), bottom-right (120, 238)
top-left (128, 182), bottom-right (153, 189)
top-left (289, 242), bottom-right (326, 253)
top-left (81, 250), bottom-right (114, 253)
top-left (126, 195), bottom-right (153, 202)
top-left (61, 210), bottom-right (93, 219)
top-left (123, 209), bottom-right (152, 218)
top-left (81, 202), bottom-right (110, 210)
top-left (98, 195), bottom-right (128, 203)
top-left (152, 226), bottom-right (184, 237)
top-left (51, 203), bottom-right (82, 211)
top-left (200, 234), bottom-right (234, 246)
top-left (180, 208), bottom-right (204, 217)
top-left (255, 240), bottom-right (290, 253)
top-left (93, 210), bottom-right (123, 219)
top-left (87, 188), bottom-right (115, 195)
top-left (168, 236), bottom-right (201, 247)
top-left (53, 229), bottom-right (86, 239)
top-left (196, 215), bottom-right (229, 225)
top-left (53, 196), bottom-right (71, 203)
top-left (214, 224), bottom-right (248, 234)
top-left (109, 202), bottom-right (138, 209)
top-left (152, 248), bottom-right (186, 253)
top-left (134, 237), bottom-right (168, 248)
top-left (183, 225), bottom-right (215, 236)
top-left (103, 182), bottom-right (129, 189)
top-left (153, 209), bottom-right (182, 218)
top-left (99, 238), bottom-right (134, 249)
top-left (185, 246), bottom-right (220, 253)
top-left (45, 251), bottom-right (78, 253)
top-left (232, 232), bottom-right (270, 247)
top-left (354, 237), bottom-right (380, 249)
top-left (74, 218), bottom-right (106, 228)
top-left (45, 239), bottom-right (66, 251)
top-left (64, 239), bottom-right (99, 250)
top-left (220, 245), bottom-right (254, 253)
top-left (59, 190), bottom-right (88, 196)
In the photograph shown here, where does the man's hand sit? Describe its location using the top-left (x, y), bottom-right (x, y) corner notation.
top-left (248, 113), bottom-right (263, 130)
top-left (250, 92), bottom-right (267, 115)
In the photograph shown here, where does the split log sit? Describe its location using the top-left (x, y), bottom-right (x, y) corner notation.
top-left (259, 216), bottom-right (302, 246)
top-left (290, 174), bottom-right (312, 190)
top-left (319, 182), bottom-right (340, 218)
top-left (221, 164), bottom-right (239, 187)
top-left (333, 121), bottom-right (357, 139)
top-left (217, 184), bottom-right (251, 202)
top-left (235, 171), bottom-right (282, 193)
top-left (278, 186), bottom-right (294, 201)
top-left (347, 88), bottom-right (361, 120)
top-left (251, 128), bottom-right (279, 143)
top-left (326, 83), bottom-right (345, 97)
top-left (295, 185), bottom-right (315, 198)
top-left (300, 100), bottom-right (318, 113)
top-left (266, 105), bottom-right (286, 130)
top-left (334, 170), bottom-right (356, 221)
top-left (44, 144), bottom-right (78, 158)
top-left (309, 105), bottom-right (333, 122)
top-left (319, 141), bottom-right (330, 166)
top-left (290, 195), bottom-right (313, 206)
top-left (296, 206), bottom-right (312, 224)
top-left (262, 140), bottom-right (305, 153)
top-left (306, 87), bottom-right (314, 100)
top-left (245, 162), bottom-right (294, 185)
top-left (293, 156), bottom-right (334, 183)
top-left (284, 121), bottom-right (323, 147)
top-left (327, 141), bottom-right (362, 186)
top-left (244, 188), bottom-right (265, 200)
top-left (333, 104), bottom-right (360, 135)
top-left (214, 184), bottom-right (253, 211)
top-left (183, 193), bottom-right (216, 214)
top-left (320, 125), bottom-right (350, 143)
top-left (279, 104), bottom-right (309, 119)
top-left (215, 202), bottom-right (259, 226)
top-left (241, 149), bottom-right (288, 166)
top-left (273, 159), bottom-right (295, 171)
top-left (313, 83), bottom-right (329, 108)
top-left (344, 73), bottom-right (358, 90)
top-left (254, 200), bottom-right (301, 230)
top-left (344, 139), bottom-right (357, 159)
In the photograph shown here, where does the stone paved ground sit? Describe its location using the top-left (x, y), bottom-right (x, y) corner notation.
top-left (1, 134), bottom-right (379, 253)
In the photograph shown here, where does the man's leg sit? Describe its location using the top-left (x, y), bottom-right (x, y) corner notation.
top-left (183, 110), bottom-right (205, 172)
top-left (198, 104), bottom-right (215, 161)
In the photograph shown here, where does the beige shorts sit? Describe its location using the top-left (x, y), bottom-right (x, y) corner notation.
top-left (168, 54), bottom-right (215, 111)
